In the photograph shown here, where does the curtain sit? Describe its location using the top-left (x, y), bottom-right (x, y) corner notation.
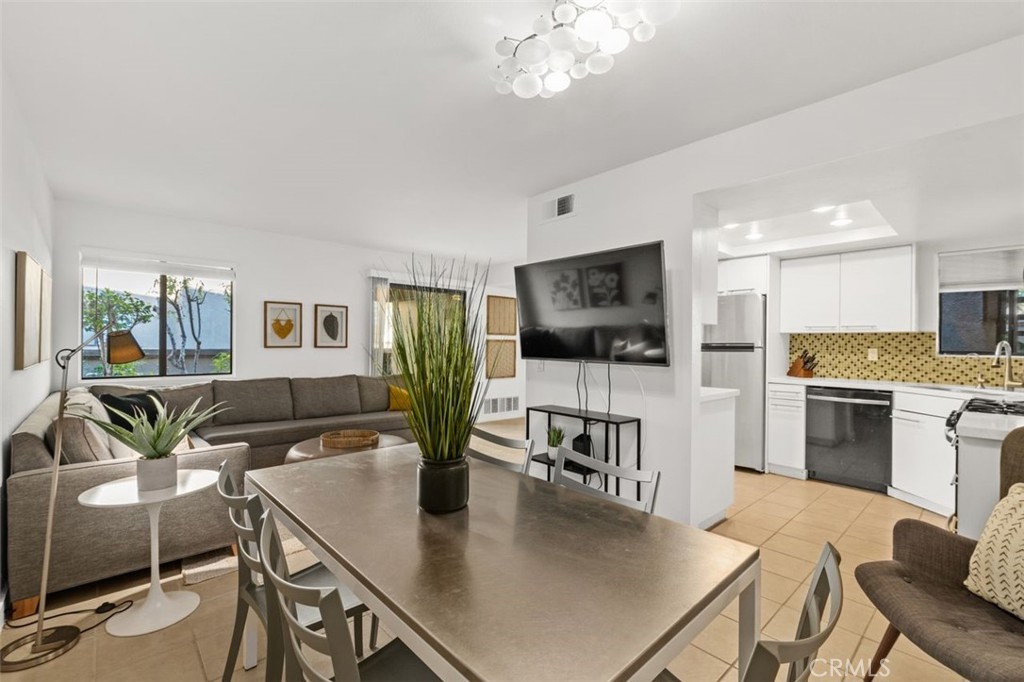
top-left (369, 275), bottom-right (389, 375)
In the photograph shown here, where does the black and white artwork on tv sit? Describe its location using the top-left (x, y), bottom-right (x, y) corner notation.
top-left (514, 241), bottom-right (669, 366)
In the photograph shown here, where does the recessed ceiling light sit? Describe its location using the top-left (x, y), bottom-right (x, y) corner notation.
top-left (830, 218), bottom-right (853, 227)
top-left (812, 205), bottom-right (837, 213)
top-left (722, 223), bottom-right (740, 230)
top-left (745, 223), bottom-right (763, 240)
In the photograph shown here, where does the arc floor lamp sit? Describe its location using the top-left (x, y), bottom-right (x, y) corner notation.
top-left (0, 322), bottom-right (144, 672)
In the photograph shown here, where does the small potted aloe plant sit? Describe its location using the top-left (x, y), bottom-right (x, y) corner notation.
top-left (390, 257), bottom-right (489, 514)
top-left (547, 426), bottom-right (566, 460)
top-left (80, 396), bottom-right (225, 491)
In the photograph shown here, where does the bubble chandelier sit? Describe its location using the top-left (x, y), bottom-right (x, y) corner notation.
top-left (490, 1), bottom-right (681, 99)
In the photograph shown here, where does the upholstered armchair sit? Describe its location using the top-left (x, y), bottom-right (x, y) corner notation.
top-left (855, 427), bottom-right (1024, 682)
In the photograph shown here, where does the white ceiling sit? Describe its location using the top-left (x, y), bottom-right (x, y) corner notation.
top-left (704, 114), bottom-right (1024, 258)
top-left (3, 1), bottom-right (1023, 260)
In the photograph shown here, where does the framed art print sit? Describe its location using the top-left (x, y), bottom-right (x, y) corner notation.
top-left (485, 339), bottom-right (516, 379)
top-left (315, 304), bottom-right (348, 348)
top-left (264, 301), bottom-right (302, 348)
top-left (486, 295), bottom-right (517, 336)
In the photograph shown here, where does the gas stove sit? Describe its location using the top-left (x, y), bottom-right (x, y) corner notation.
top-left (961, 398), bottom-right (1024, 416)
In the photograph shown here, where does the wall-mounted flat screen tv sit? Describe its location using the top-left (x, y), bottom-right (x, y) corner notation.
top-left (514, 241), bottom-right (669, 366)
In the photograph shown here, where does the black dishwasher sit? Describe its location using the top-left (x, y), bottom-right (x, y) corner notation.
top-left (805, 387), bottom-right (893, 492)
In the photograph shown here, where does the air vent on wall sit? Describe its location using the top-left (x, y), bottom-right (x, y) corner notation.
top-left (543, 193), bottom-right (576, 222)
top-left (483, 396), bottom-right (520, 415)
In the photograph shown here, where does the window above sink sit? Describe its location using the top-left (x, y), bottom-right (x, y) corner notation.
top-left (938, 246), bottom-right (1024, 355)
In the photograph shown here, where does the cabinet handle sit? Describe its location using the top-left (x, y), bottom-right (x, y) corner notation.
top-left (803, 325), bottom-right (838, 330)
top-left (769, 403), bottom-right (802, 410)
top-left (891, 414), bottom-right (921, 424)
top-left (841, 325), bottom-right (878, 330)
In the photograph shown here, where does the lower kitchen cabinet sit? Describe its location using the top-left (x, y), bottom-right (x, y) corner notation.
top-left (767, 384), bottom-right (806, 476)
top-left (890, 392), bottom-right (961, 516)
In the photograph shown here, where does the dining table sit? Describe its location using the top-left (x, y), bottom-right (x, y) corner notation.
top-left (246, 443), bottom-right (761, 681)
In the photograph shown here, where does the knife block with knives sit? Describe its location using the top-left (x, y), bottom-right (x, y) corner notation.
top-left (787, 349), bottom-right (817, 378)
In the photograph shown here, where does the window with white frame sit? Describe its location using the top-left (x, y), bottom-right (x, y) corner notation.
top-left (938, 246), bottom-right (1024, 355)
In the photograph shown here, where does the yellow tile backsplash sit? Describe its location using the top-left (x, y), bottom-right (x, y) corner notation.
top-left (788, 332), bottom-right (1024, 387)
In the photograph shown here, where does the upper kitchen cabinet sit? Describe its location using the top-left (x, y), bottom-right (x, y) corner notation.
top-left (779, 246), bottom-right (914, 333)
top-left (779, 254), bottom-right (841, 331)
top-left (718, 256), bottom-right (770, 294)
top-left (839, 246), bottom-right (914, 332)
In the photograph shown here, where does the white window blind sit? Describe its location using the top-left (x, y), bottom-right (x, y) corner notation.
top-left (81, 248), bottom-right (235, 281)
top-left (938, 246), bottom-right (1024, 292)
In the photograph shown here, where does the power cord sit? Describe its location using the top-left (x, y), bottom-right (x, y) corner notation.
top-left (5, 599), bottom-right (134, 635)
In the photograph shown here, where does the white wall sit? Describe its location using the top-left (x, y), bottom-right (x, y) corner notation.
top-left (526, 36), bottom-right (1024, 524)
top-left (2, 70), bottom-right (55, 602)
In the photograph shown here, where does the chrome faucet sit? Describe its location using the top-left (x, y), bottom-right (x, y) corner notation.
top-left (992, 341), bottom-right (1023, 391)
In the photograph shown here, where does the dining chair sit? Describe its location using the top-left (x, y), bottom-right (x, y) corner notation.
top-left (468, 426), bottom-right (535, 474)
top-left (258, 509), bottom-right (440, 682)
top-left (553, 445), bottom-right (661, 513)
top-left (658, 543), bottom-right (844, 682)
top-left (216, 462), bottom-right (378, 681)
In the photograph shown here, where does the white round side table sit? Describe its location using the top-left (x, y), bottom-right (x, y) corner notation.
top-left (78, 469), bottom-right (218, 637)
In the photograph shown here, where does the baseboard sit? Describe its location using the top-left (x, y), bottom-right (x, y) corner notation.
top-left (696, 510), bottom-right (727, 530)
top-left (886, 486), bottom-right (954, 518)
top-left (766, 464), bottom-right (807, 480)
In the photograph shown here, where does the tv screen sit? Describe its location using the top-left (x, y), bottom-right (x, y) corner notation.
top-left (514, 241), bottom-right (669, 366)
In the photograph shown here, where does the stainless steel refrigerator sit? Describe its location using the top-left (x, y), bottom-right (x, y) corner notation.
top-left (701, 292), bottom-right (766, 471)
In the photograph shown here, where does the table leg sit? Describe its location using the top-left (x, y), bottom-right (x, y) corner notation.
top-left (737, 564), bottom-right (761, 680)
top-left (105, 501), bottom-right (201, 637)
top-left (242, 615), bottom-right (258, 670)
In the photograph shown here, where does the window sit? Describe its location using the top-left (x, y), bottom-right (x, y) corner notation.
top-left (369, 278), bottom-right (464, 376)
top-left (938, 247), bottom-right (1024, 355)
top-left (81, 256), bottom-right (234, 379)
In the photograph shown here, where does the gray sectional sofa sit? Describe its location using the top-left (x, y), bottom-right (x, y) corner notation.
top-left (6, 374), bottom-right (409, 611)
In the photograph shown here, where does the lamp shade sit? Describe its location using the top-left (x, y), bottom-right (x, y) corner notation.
top-left (107, 330), bottom-right (145, 365)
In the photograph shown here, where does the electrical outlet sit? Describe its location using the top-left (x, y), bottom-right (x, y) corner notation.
top-left (867, 348), bottom-right (879, 362)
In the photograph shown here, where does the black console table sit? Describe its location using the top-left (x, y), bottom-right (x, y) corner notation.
top-left (525, 404), bottom-right (642, 501)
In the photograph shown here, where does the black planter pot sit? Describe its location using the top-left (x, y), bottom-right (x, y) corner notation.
top-left (417, 457), bottom-right (469, 514)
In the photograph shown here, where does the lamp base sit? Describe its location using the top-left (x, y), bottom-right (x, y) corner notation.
top-left (0, 625), bottom-right (80, 672)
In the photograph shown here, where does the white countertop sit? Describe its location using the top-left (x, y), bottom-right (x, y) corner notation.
top-left (700, 386), bottom-right (740, 403)
top-left (768, 375), bottom-right (1024, 402)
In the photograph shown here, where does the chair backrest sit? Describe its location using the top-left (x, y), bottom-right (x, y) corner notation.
top-left (468, 426), bottom-right (534, 475)
top-left (1000, 426), bottom-right (1024, 498)
top-left (216, 461), bottom-right (265, 582)
top-left (258, 509), bottom-right (361, 682)
top-left (741, 543), bottom-right (843, 682)
top-left (552, 446), bottom-right (660, 513)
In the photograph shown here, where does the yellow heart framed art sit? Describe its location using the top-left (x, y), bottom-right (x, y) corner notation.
top-left (264, 301), bottom-right (302, 348)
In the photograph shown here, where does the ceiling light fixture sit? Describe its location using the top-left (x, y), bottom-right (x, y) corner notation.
top-left (491, 1), bottom-right (681, 99)
top-left (745, 223), bottom-right (763, 241)
top-left (812, 205), bottom-right (837, 213)
top-left (722, 223), bottom-right (740, 230)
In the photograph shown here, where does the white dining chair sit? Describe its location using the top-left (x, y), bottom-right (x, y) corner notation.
top-left (467, 426), bottom-right (534, 474)
top-left (258, 509), bottom-right (439, 682)
top-left (552, 445), bottom-right (661, 513)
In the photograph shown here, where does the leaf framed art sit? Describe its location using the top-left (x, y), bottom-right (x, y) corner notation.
top-left (314, 304), bottom-right (348, 348)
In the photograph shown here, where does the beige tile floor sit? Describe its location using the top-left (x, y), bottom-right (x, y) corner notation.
top-left (1, 419), bottom-right (963, 681)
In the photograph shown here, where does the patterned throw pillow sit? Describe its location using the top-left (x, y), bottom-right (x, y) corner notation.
top-left (964, 482), bottom-right (1024, 619)
top-left (389, 385), bottom-right (412, 411)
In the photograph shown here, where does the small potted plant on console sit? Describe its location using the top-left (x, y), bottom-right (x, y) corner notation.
top-left (547, 426), bottom-right (566, 461)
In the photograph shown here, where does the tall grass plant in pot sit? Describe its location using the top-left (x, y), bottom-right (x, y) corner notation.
top-left (79, 396), bottom-right (226, 491)
top-left (390, 258), bottom-right (489, 513)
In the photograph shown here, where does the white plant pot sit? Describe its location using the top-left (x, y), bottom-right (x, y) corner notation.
top-left (137, 455), bottom-right (178, 491)
top-left (548, 445), bottom-right (561, 462)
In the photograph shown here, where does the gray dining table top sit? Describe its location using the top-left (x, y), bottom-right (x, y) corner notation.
top-left (246, 443), bottom-right (758, 682)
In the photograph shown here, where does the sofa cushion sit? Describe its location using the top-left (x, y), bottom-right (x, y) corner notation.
top-left (197, 411), bottom-right (410, 449)
top-left (13, 392), bottom-right (61, 440)
top-left (45, 417), bottom-right (114, 464)
top-left (156, 382), bottom-right (215, 419)
top-left (212, 378), bottom-right (293, 425)
top-left (11, 432), bottom-right (54, 473)
top-left (291, 376), bottom-right (360, 419)
top-left (357, 376), bottom-right (390, 413)
top-left (99, 391), bottom-right (163, 430)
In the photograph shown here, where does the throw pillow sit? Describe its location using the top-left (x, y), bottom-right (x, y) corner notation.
top-left (389, 385), bottom-right (412, 411)
top-left (45, 417), bottom-right (113, 464)
top-left (99, 391), bottom-right (163, 430)
top-left (964, 482), bottom-right (1024, 619)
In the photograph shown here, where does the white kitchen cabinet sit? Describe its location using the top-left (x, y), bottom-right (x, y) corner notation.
top-left (839, 246), bottom-right (914, 331)
top-left (767, 383), bottom-right (806, 477)
top-left (890, 391), bottom-right (960, 516)
top-left (718, 256), bottom-right (770, 295)
top-left (779, 247), bottom-right (914, 333)
top-left (779, 255), bottom-right (841, 332)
